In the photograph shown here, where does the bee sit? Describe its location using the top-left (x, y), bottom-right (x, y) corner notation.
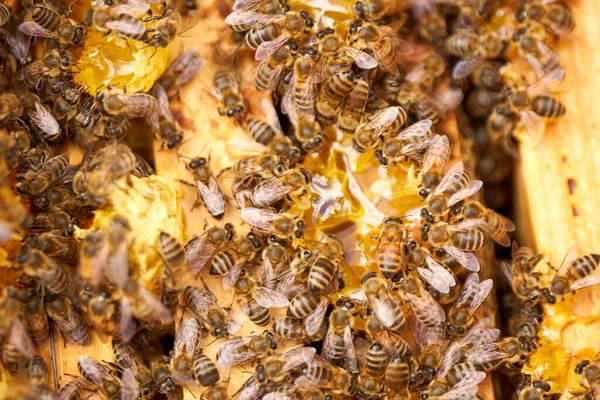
top-left (402, 282), bottom-right (447, 328)
top-left (240, 207), bottom-right (305, 239)
top-left (352, 106), bottom-right (405, 153)
top-left (0, 92), bottom-right (23, 123)
top-left (446, 31), bottom-right (506, 79)
top-left (24, 249), bottom-right (74, 295)
top-left (512, 29), bottom-right (562, 77)
top-left (543, 245), bottom-right (600, 301)
top-left (304, 237), bottom-right (344, 294)
top-left (58, 378), bottom-right (84, 400)
top-left (159, 230), bottom-right (187, 302)
top-left (386, 353), bottom-right (410, 398)
top-left (156, 49), bottom-right (204, 97)
top-left (376, 119), bottom-right (436, 165)
top-left (516, 374), bottom-right (552, 400)
top-left (27, 355), bottom-right (49, 387)
top-left (96, 86), bottom-right (159, 118)
top-left (183, 285), bottom-right (236, 337)
top-left (213, 29), bottom-right (245, 64)
top-left (144, 4), bottom-right (185, 48)
top-left (51, 85), bottom-right (84, 124)
top-left (361, 272), bottom-right (406, 334)
top-left (208, 236), bottom-right (259, 284)
top-left (349, 22), bottom-right (414, 76)
top-left (575, 358), bottom-right (600, 392)
top-left (287, 290), bottom-right (330, 336)
top-left (212, 70), bottom-right (247, 124)
top-left (19, 18), bottom-right (86, 48)
top-left (322, 308), bottom-right (357, 370)
top-left (19, 49), bottom-right (76, 87)
top-left (2, 317), bottom-right (35, 372)
top-left (85, 4), bottom-right (149, 41)
top-left (295, 354), bottom-right (356, 396)
top-left (409, 0), bottom-right (448, 43)
top-left (22, 287), bottom-right (49, 345)
top-left (418, 134), bottom-right (450, 197)
top-left (505, 68), bottom-right (566, 145)
top-left (423, 357), bottom-right (487, 399)
top-left (46, 294), bottom-right (90, 345)
top-left (191, 353), bottom-right (220, 388)
top-left (80, 284), bottom-right (121, 336)
top-left (246, 117), bottom-right (282, 145)
top-left (254, 45), bottom-right (292, 92)
top-left (465, 336), bottom-right (525, 371)
top-left (316, 27), bottom-right (377, 78)
top-left (112, 339), bottom-right (156, 399)
top-left (354, 0), bottom-right (404, 20)
top-left (337, 74), bottom-right (370, 133)
top-left (38, 231), bottom-right (79, 263)
top-left (273, 316), bottom-right (315, 342)
top-left (0, 286), bottom-right (23, 340)
top-left (184, 225), bottom-right (233, 276)
top-left (450, 200), bottom-right (516, 247)
top-left (232, 272), bottom-right (289, 311)
top-left (170, 317), bottom-right (201, 385)
top-left (470, 61), bottom-right (504, 90)
top-left (251, 167), bottom-right (311, 207)
top-left (292, 117), bottom-right (324, 152)
top-left (149, 84), bottom-right (183, 150)
top-left (15, 154), bottom-right (69, 197)
top-left (78, 355), bottom-right (122, 400)
top-left (182, 156), bottom-right (226, 219)
top-left (517, 1), bottom-right (575, 36)
top-left (446, 273), bottom-right (493, 336)
top-left (217, 332), bottom-right (278, 368)
top-left (151, 355), bottom-right (181, 399)
top-left (281, 46), bottom-right (320, 123)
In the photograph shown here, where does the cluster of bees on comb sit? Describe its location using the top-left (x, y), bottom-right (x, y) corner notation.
top-left (0, 0), bottom-right (598, 399)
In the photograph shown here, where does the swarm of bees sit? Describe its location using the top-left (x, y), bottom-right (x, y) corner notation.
top-left (0, 0), bottom-right (592, 398)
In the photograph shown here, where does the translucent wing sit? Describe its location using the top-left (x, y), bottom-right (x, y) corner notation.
top-left (121, 368), bottom-right (140, 400)
top-left (469, 279), bottom-right (493, 315)
top-left (135, 285), bottom-right (173, 323)
top-left (252, 285), bottom-right (290, 308)
top-left (9, 318), bottom-right (34, 358)
top-left (281, 347), bottom-right (316, 373)
top-left (238, 377), bottom-right (263, 400)
top-left (120, 297), bottom-right (137, 342)
top-left (423, 135), bottom-right (450, 175)
top-left (174, 318), bottom-right (199, 354)
top-left (217, 337), bottom-right (254, 368)
top-left (254, 59), bottom-right (285, 89)
top-left (222, 258), bottom-right (248, 290)
top-left (447, 180), bottom-right (483, 208)
top-left (105, 19), bottom-right (146, 37)
top-left (432, 87), bottom-right (464, 117)
top-left (569, 269), bottom-right (600, 292)
top-left (184, 230), bottom-right (226, 276)
top-left (400, 136), bottom-right (438, 156)
top-left (251, 176), bottom-right (294, 206)
top-left (366, 292), bottom-right (397, 329)
top-left (343, 43), bottom-right (377, 69)
top-left (460, 318), bottom-right (500, 348)
top-left (19, 21), bottom-right (54, 39)
top-left (78, 356), bottom-right (114, 387)
top-left (437, 341), bottom-right (461, 379)
top-left (154, 84), bottom-right (173, 121)
top-left (225, 10), bottom-right (286, 26)
top-left (3, 27), bottom-right (31, 62)
top-left (443, 370), bottom-right (486, 399)
top-left (342, 324), bottom-right (358, 371)
top-left (442, 245), bottom-right (480, 272)
top-left (228, 300), bottom-right (248, 334)
top-left (397, 118), bottom-right (432, 140)
top-left (233, 0), bottom-right (263, 10)
top-left (255, 33), bottom-right (292, 61)
top-left (519, 110), bottom-right (545, 146)
top-left (405, 291), bottom-right (446, 326)
top-left (556, 243), bottom-right (579, 276)
top-left (240, 207), bottom-right (282, 231)
top-left (527, 68), bottom-right (565, 97)
top-left (359, 106), bottom-right (399, 138)
top-left (465, 343), bottom-right (509, 364)
top-left (197, 177), bottom-right (226, 217)
top-left (499, 261), bottom-right (514, 283)
top-left (433, 162), bottom-right (464, 196)
top-left (113, 1), bottom-right (150, 16)
top-left (418, 255), bottom-right (456, 294)
top-left (321, 324), bottom-right (338, 363)
top-left (452, 58), bottom-right (483, 79)
top-left (305, 300), bottom-right (328, 336)
top-left (27, 101), bottom-right (60, 138)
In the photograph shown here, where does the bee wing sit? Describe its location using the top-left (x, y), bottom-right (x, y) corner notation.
top-left (519, 110), bottom-right (545, 146)
top-left (104, 19), bottom-right (145, 37)
top-left (113, 1), bottom-right (150, 16)
top-left (443, 370), bottom-right (486, 399)
top-left (367, 292), bottom-right (397, 330)
top-left (281, 347), bottom-right (317, 373)
top-left (255, 33), bottom-right (292, 61)
top-left (185, 231), bottom-right (226, 276)
top-left (240, 207), bottom-right (282, 231)
top-left (238, 377), bottom-right (264, 400)
top-left (251, 176), bottom-right (293, 206)
top-left (197, 177), bottom-right (226, 217)
top-left (222, 256), bottom-right (249, 290)
top-left (468, 279), bottom-right (493, 315)
top-left (228, 300), bottom-right (248, 335)
top-left (437, 341), bottom-right (461, 379)
top-left (342, 43), bottom-right (377, 69)
top-left (569, 268), bottom-right (600, 292)
top-left (78, 356), bottom-right (113, 387)
top-left (9, 318), bottom-right (34, 358)
top-left (433, 162), bottom-right (464, 196)
top-left (405, 291), bottom-right (446, 326)
top-left (153, 84), bottom-right (173, 120)
top-left (121, 368), bottom-right (140, 400)
top-left (446, 180), bottom-right (483, 208)
top-left (120, 297), bottom-right (137, 343)
top-left (18, 21), bottom-right (54, 39)
top-left (305, 299), bottom-right (328, 336)
top-left (459, 318), bottom-right (499, 348)
top-left (556, 243), bottom-right (579, 276)
top-left (432, 87), bottom-right (464, 117)
top-left (465, 343), bottom-right (509, 364)
top-left (442, 245), bottom-right (480, 272)
top-left (252, 285), bottom-right (290, 308)
top-left (3, 27), bottom-right (31, 62)
top-left (397, 118), bottom-right (432, 140)
top-left (452, 58), bottom-right (483, 80)
top-left (400, 136), bottom-right (438, 156)
top-left (423, 135), bottom-right (450, 175)
top-left (321, 323), bottom-right (338, 363)
top-left (419, 255), bottom-right (456, 294)
top-left (254, 59), bottom-right (285, 89)
top-left (217, 337), bottom-right (254, 368)
top-left (412, 0), bottom-right (436, 21)
top-left (281, 75), bottom-right (296, 121)
top-left (233, 0), bottom-right (262, 10)
top-left (377, 26), bottom-right (414, 55)
top-left (358, 106), bottom-right (400, 144)
top-left (27, 101), bottom-right (61, 138)
top-left (174, 317), bottom-right (199, 354)
top-left (342, 324), bottom-right (358, 371)
top-left (527, 68), bottom-right (565, 97)
top-left (137, 285), bottom-right (173, 323)
top-left (527, 40), bottom-right (562, 79)
top-left (225, 10), bottom-right (286, 26)
top-left (499, 261), bottom-right (514, 284)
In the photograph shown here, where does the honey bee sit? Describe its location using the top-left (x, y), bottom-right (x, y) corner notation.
top-left (0, 286), bottom-right (22, 340)
top-left (352, 106), bottom-right (409, 153)
top-left (58, 378), bottom-right (84, 400)
top-left (184, 285), bottom-right (242, 337)
top-left (217, 331), bottom-right (278, 368)
top-left (273, 316), bottom-right (317, 342)
top-left (316, 27), bottom-right (377, 75)
top-left (376, 119), bottom-right (436, 165)
top-left (151, 355), bottom-right (181, 399)
top-left (0, 92), bottom-right (23, 123)
top-left (24, 249), bottom-right (74, 295)
top-left (2, 317), bottom-right (35, 372)
top-left (446, 273), bottom-right (493, 336)
top-left (184, 225), bottom-right (233, 276)
top-left (213, 29), bottom-right (245, 64)
top-left (543, 245), bottom-right (600, 301)
top-left (246, 117), bottom-right (282, 145)
top-left (446, 30), bottom-right (506, 79)
top-left (295, 354), bottom-right (356, 396)
top-left (46, 295), bottom-right (91, 345)
top-left (113, 339), bottom-right (156, 399)
top-left (354, 0), bottom-right (405, 20)
top-left (191, 353), bottom-right (220, 389)
top-left (305, 237), bottom-right (344, 294)
top-left (39, 231), bottom-right (79, 263)
top-left (517, 1), bottom-right (575, 36)
top-left (516, 374), bottom-right (552, 400)
top-left (232, 272), bottom-right (290, 312)
top-left (250, 167), bottom-right (311, 206)
top-left (144, 4), bottom-right (185, 48)
top-left (96, 86), bottom-right (159, 118)
top-left (16, 154), bottom-right (69, 197)
top-left (281, 46), bottom-right (319, 123)
top-left (409, 0), bottom-right (448, 43)
top-left (182, 156), bottom-right (226, 219)
top-left (337, 74), bottom-right (370, 133)
top-left (418, 134), bottom-right (450, 197)
top-left (208, 236), bottom-right (260, 286)
top-left (170, 317), bottom-right (201, 385)
top-left (348, 22), bottom-right (414, 76)
top-left (254, 45), bottom-right (292, 92)
top-left (149, 84), bottom-right (183, 150)
top-left (85, 4), bottom-right (149, 42)
top-left (19, 19), bottom-right (86, 48)
top-left (575, 357), bottom-right (600, 393)
top-left (402, 283), bottom-right (446, 329)
top-left (512, 28), bottom-right (562, 77)
top-left (423, 358), bottom-right (487, 399)
top-left (288, 290), bottom-right (331, 336)
top-left (22, 287), bottom-right (49, 345)
top-left (78, 355), bottom-right (122, 400)
top-left (240, 207), bottom-right (305, 239)
top-left (450, 200), bottom-right (516, 247)
top-left (156, 49), bottom-right (204, 97)
top-left (386, 353), bottom-right (410, 398)
top-left (80, 284), bottom-right (121, 336)
top-left (316, 70), bottom-right (355, 124)
top-left (212, 70), bottom-right (247, 124)
top-left (465, 336), bottom-right (525, 371)
top-left (321, 308), bottom-right (357, 371)
top-left (361, 272), bottom-right (406, 334)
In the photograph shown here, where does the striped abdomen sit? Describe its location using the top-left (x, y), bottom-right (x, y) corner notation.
top-left (0, 4), bottom-right (10, 27)
top-left (387, 300), bottom-right (406, 334)
top-left (308, 257), bottom-right (336, 293)
top-left (245, 23), bottom-right (282, 49)
top-left (193, 354), bottom-right (220, 387)
top-left (247, 118), bottom-right (277, 145)
top-left (532, 96), bottom-right (566, 118)
top-left (305, 362), bottom-right (332, 382)
top-left (445, 33), bottom-right (478, 58)
top-left (570, 254), bottom-right (600, 280)
top-left (31, 5), bottom-right (62, 30)
top-left (159, 231), bottom-right (185, 269)
top-left (377, 242), bottom-right (403, 279)
top-left (247, 299), bottom-right (270, 326)
top-left (446, 363), bottom-right (474, 386)
top-left (365, 342), bottom-right (389, 376)
top-left (287, 291), bottom-right (320, 318)
top-left (386, 356), bottom-right (410, 393)
top-left (113, 14), bottom-right (147, 41)
top-left (318, 70), bottom-right (354, 108)
top-left (209, 247), bottom-right (238, 275)
top-left (548, 6), bottom-right (575, 31)
top-left (453, 229), bottom-right (488, 251)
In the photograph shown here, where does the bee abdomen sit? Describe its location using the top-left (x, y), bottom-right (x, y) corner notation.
top-left (193, 354), bottom-right (220, 387)
top-left (288, 292), bottom-right (320, 318)
top-left (572, 254), bottom-right (600, 279)
top-left (247, 118), bottom-right (277, 145)
top-left (308, 258), bottom-right (336, 293)
top-left (532, 96), bottom-right (566, 118)
top-left (209, 248), bottom-right (237, 275)
top-left (247, 300), bottom-right (271, 326)
top-left (454, 229), bottom-right (488, 251)
top-left (366, 343), bottom-right (389, 376)
top-left (377, 243), bottom-right (402, 279)
top-left (245, 23), bottom-right (282, 49)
